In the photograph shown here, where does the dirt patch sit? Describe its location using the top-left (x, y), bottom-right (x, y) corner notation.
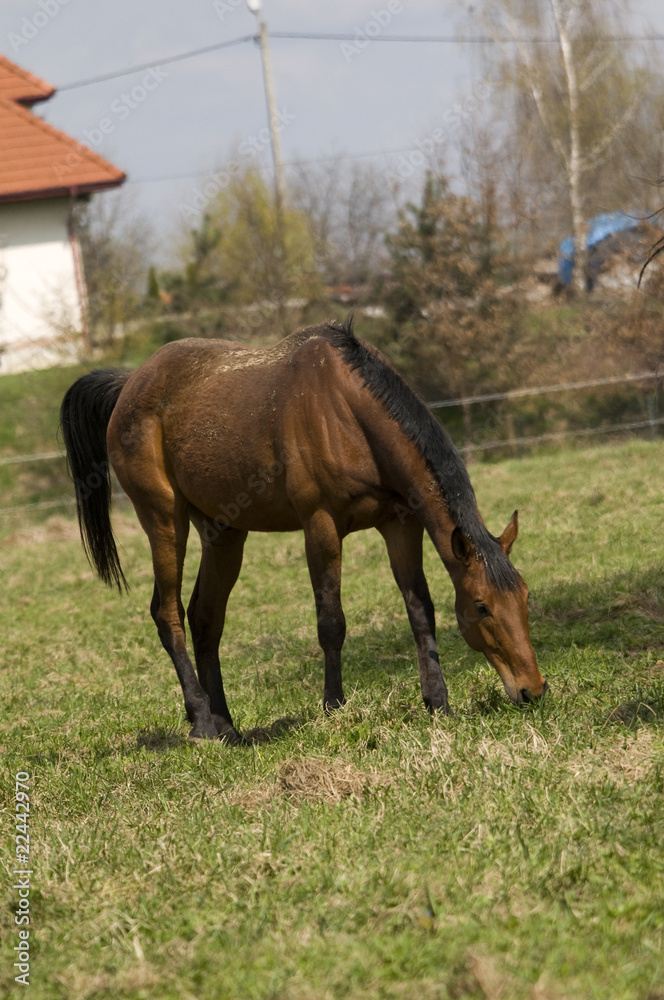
top-left (136, 728), bottom-right (190, 752)
top-left (609, 591), bottom-right (664, 620)
top-left (604, 699), bottom-right (661, 727)
top-left (243, 716), bottom-right (306, 744)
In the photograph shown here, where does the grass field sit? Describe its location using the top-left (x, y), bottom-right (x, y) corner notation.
top-left (1, 438), bottom-right (663, 999)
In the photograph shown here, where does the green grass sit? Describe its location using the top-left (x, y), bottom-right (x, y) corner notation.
top-left (0, 364), bottom-right (93, 512)
top-left (1, 438), bottom-right (664, 999)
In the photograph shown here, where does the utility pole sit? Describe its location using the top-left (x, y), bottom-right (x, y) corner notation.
top-left (247, 0), bottom-right (286, 211)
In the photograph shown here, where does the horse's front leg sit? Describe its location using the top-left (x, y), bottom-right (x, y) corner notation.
top-left (303, 511), bottom-right (346, 711)
top-left (379, 517), bottom-right (450, 714)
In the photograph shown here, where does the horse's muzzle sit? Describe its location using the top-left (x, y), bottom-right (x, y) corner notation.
top-left (517, 679), bottom-right (548, 705)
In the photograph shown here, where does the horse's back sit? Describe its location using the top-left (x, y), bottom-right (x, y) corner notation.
top-left (107, 326), bottom-right (377, 531)
top-left (118, 328), bottom-right (333, 403)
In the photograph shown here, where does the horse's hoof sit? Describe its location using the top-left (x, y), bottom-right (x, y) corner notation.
top-left (323, 697), bottom-right (346, 714)
top-left (188, 726), bottom-right (218, 741)
top-left (216, 720), bottom-right (250, 747)
top-left (425, 699), bottom-right (452, 717)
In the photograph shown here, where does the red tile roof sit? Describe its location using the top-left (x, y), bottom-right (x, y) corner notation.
top-left (0, 55), bottom-right (54, 104)
top-left (0, 56), bottom-right (125, 202)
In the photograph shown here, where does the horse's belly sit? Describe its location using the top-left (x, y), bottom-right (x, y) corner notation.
top-left (169, 422), bottom-right (391, 535)
top-left (179, 465), bottom-right (302, 533)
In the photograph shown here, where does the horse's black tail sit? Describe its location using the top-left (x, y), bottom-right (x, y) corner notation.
top-left (60, 368), bottom-right (132, 591)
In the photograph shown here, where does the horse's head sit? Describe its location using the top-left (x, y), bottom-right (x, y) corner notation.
top-left (451, 511), bottom-right (547, 706)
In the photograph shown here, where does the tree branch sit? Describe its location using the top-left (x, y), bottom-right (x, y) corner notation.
top-left (579, 93), bottom-right (642, 172)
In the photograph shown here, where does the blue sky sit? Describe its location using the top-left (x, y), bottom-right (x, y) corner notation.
top-left (2, 0), bottom-right (664, 246)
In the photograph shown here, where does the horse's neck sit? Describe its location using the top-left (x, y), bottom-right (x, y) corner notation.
top-left (355, 391), bottom-right (475, 583)
top-left (377, 435), bottom-right (468, 579)
top-left (409, 483), bottom-right (463, 577)
top-left (426, 516), bottom-right (467, 586)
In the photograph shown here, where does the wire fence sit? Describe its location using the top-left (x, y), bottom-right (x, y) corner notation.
top-left (427, 371), bottom-right (660, 409)
top-left (0, 493), bottom-right (131, 518)
top-left (0, 450), bottom-right (62, 467)
top-left (466, 416), bottom-right (664, 453)
top-left (1, 370), bottom-right (661, 518)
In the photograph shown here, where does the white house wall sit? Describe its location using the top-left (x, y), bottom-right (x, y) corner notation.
top-left (0, 197), bottom-right (84, 375)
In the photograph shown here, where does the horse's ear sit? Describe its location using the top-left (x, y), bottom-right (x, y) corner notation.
top-left (498, 510), bottom-right (519, 556)
top-left (451, 526), bottom-right (474, 565)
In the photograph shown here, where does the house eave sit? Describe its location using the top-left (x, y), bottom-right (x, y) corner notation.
top-left (0, 177), bottom-right (127, 204)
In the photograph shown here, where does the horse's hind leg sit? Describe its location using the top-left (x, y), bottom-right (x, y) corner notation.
top-left (139, 495), bottom-right (220, 740)
top-left (378, 517), bottom-right (450, 714)
top-left (303, 511), bottom-right (346, 711)
top-left (187, 523), bottom-right (247, 743)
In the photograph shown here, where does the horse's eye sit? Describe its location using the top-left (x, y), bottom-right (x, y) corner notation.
top-left (475, 602), bottom-right (491, 618)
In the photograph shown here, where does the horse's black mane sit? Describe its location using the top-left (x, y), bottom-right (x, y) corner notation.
top-left (325, 315), bottom-right (520, 591)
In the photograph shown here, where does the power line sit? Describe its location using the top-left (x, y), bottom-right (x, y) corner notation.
top-left (54, 31), bottom-right (664, 92)
top-left (56, 35), bottom-right (254, 91)
top-left (273, 32), bottom-right (497, 43)
top-left (272, 31), bottom-right (664, 44)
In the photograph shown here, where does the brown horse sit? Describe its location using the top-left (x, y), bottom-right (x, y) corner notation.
top-left (61, 317), bottom-right (546, 743)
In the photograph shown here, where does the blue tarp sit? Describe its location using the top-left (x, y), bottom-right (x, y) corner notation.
top-left (558, 211), bottom-right (642, 285)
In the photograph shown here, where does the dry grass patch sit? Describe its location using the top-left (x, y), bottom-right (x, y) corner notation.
top-left (54, 961), bottom-right (164, 1000)
top-left (2, 514), bottom-right (81, 548)
top-left (223, 757), bottom-right (384, 812)
top-left (466, 950), bottom-right (574, 1000)
top-left (567, 728), bottom-right (662, 784)
top-left (396, 726), bottom-right (454, 774)
top-left (476, 725), bottom-right (562, 767)
top-left (1, 511), bottom-right (143, 550)
top-left (276, 757), bottom-right (380, 802)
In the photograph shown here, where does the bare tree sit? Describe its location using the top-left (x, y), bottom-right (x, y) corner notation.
top-left (289, 157), bottom-right (344, 283)
top-left (384, 172), bottom-right (529, 451)
top-left (73, 190), bottom-right (154, 351)
top-left (290, 159), bottom-right (395, 286)
top-left (466, 0), bottom-right (653, 291)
